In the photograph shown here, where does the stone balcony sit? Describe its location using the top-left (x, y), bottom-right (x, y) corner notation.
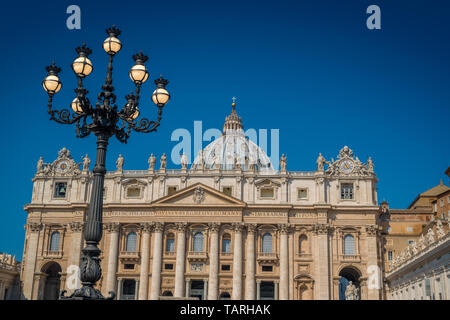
top-left (339, 254), bottom-right (361, 262)
top-left (187, 251), bottom-right (208, 262)
top-left (43, 250), bottom-right (63, 259)
top-left (119, 251), bottom-right (140, 263)
top-left (164, 251), bottom-right (176, 258)
top-left (295, 253), bottom-right (313, 261)
top-left (257, 252), bottom-right (278, 264)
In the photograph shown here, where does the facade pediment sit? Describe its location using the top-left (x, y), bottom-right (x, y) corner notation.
top-left (152, 183), bottom-right (246, 207)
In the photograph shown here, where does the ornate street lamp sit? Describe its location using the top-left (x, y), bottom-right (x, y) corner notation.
top-left (42, 25), bottom-right (170, 300)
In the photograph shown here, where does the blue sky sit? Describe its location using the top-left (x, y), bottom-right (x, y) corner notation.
top-left (0, 0), bottom-right (449, 259)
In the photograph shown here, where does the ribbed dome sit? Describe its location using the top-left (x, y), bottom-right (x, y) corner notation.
top-left (191, 101), bottom-right (273, 171)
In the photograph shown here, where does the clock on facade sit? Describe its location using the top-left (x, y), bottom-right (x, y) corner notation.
top-left (56, 160), bottom-right (70, 174)
top-left (340, 159), bottom-right (354, 174)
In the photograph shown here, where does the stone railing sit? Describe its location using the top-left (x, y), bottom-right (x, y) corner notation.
top-left (119, 251), bottom-right (141, 262)
top-left (105, 169), bottom-right (317, 177)
top-left (44, 250), bottom-right (63, 258)
top-left (388, 221), bottom-right (449, 274)
top-left (340, 254), bottom-right (361, 262)
top-left (0, 262), bottom-right (21, 273)
top-left (187, 251), bottom-right (208, 262)
top-left (257, 252), bottom-right (278, 263)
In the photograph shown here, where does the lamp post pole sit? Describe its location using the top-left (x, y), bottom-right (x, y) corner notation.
top-left (42, 25), bottom-right (171, 300)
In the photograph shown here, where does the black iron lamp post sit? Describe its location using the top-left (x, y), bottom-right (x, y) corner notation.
top-left (42, 25), bottom-right (170, 300)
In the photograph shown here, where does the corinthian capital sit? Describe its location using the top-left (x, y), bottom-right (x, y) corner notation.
top-left (232, 222), bottom-right (244, 232)
top-left (365, 224), bottom-right (378, 236)
top-left (140, 223), bottom-right (153, 233)
top-left (104, 222), bottom-right (120, 233)
top-left (175, 222), bottom-right (188, 232)
top-left (278, 223), bottom-right (291, 234)
top-left (207, 223), bottom-right (220, 233)
top-left (153, 222), bottom-right (164, 232)
top-left (313, 223), bottom-right (330, 235)
top-left (246, 223), bottom-right (257, 233)
top-left (69, 222), bottom-right (84, 232)
top-left (28, 223), bottom-right (43, 233)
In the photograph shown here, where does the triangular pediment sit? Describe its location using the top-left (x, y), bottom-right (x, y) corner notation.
top-left (152, 183), bottom-right (246, 207)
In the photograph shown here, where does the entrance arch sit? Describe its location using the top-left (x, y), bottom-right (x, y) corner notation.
top-left (40, 262), bottom-right (62, 300)
top-left (338, 266), bottom-right (361, 300)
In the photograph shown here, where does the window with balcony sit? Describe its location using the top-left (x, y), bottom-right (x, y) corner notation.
top-left (166, 233), bottom-right (175, 252)
top-left (341, 183), bottom-right (353, 200)
top-left (343, 234), bottom-right (355, 255)
top-left (49, 232), bottom-right (60, 252)
top-left (262, 233), bottom-right (273, 253)
top-left (126, 232), bottom-right (137, 252)
top-left (222, 233), bottom-right (231, 253)
top-left (193, 232), bottom-right (204, 252)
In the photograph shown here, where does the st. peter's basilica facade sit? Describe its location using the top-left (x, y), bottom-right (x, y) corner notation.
top-left (21, 102), bottom-right (382, 300)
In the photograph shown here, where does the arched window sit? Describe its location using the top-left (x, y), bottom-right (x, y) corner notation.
top-left (262, 233), bottom-right (272, 253)
top-left (49, 232), bottom-right (60, 252)
top-left (162, 291), bottom-right (173, 296)
top-left (193, 232), bottom-right (204, 252)
top-left (166, 233), bottom-right (175, 252)
top-left (222, 233), bottom-right (231, 253)
top-left (219, 292), bottom-right (231, 300)
top-left (299, 234), bottom-right (308, 254)
top-left (126, 232), bottom-right (137, 252)
top-left (344, 234), bottom-right (355, 255)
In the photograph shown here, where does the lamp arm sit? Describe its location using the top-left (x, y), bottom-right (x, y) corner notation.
top-left (47, 95), bottom-right (86, 125)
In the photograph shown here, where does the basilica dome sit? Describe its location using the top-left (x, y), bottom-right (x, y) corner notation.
top-left (191, 101), bottom-right (273, 172)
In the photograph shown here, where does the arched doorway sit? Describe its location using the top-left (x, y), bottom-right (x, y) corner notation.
top-left (190, 280), bottom-right (205, 300)
top-left (162, 290), bottom-right (173, 296)
top-left (339, 266), bottom-right (361, 300)
top-left (40, 262), bottom-right (62, 300)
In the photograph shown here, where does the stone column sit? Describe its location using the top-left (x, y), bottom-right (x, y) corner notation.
top-left (274, 281), bottom-right (279, 300)
top-left (185, 279), bottom-right (191, 298)
top-left (66, 222), bottom-right (84, 293)
top-left (256, 280), bottom-right (261, 300)
top-left (174, 223), bottom-right (188, 297)
top-left (245, 224), bottom-right (257, 300)
top-left (138, 223), bottom-right (153, 300)
top-left (366, 225), bottom-right (381, 300)
top-left (203, 279), bottom-right (208, 300)
top-left (105, 222), bottom-right (120, 296)
top-left (208, 223), bottom-right (220, 300)
top-left (150, 222), bottom-right (164, 300)
top-left (314, 223), bottom-right (330, 300)
top-left (232, 223), bottom-right (244, 300)
top-left (279, 224), bottom-right (289, 300)
top-left (22, 223), bottom-right (42, 300)
top-left (117, 278), bottom-right (123, 300)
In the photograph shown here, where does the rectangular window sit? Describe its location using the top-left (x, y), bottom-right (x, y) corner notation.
top-left (54, 182), bottom-right (67, 198)
top-left (260, 188), bottom-right (274, 198)
top-left (168, 186), bottom-right (177, 195)
top-left (164, 264), bottom-right (174, 270)
top-left (221, 264), bottom-right (231, 271)
top-left (407, 240), bottom-right (415, 245)
top-left (407, 227), bottom-right (413, 232)
top-left (297, 188), bottom-right (308, 200)
top-left (341, 184), bottom-right (353, 200)
top-left (126, 187), bottom-right (141, 198)
top-left (124, 264), bottom-right (135, 270)
top-left (388, 251), bottom-right (393, 261)
top-left (262, 265), bottom-right (273, 272)
top-left (166, 239), bottom-right (175, 252)
top-left (222, 187), bottom-right (232, 196)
